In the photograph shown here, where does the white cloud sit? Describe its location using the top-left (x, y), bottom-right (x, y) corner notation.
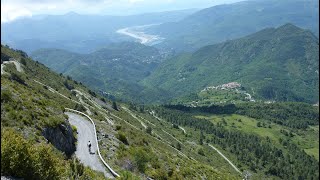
top-left (129, 0), bottom-right (145, 3)
top-left (1, 0), bottom-right (243, 23)
top-left (1, 4), bottom-right (32, 22)
top-left (1, 0), bottom-right (94, 22)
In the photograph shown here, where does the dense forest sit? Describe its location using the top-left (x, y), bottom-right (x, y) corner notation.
top-left (164, 102), bottom-right (319, 129)
top-left (150, 105), bottom-right (319, 179)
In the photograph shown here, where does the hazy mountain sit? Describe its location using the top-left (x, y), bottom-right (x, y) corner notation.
top-left (1, 9), bottom-right (198, 54)
top-left (145, 0), bottom-right (319, 52)
top-left (31, 42), bottom-right (172, 102)
top-left (144, 24), bottom-right (319, 103)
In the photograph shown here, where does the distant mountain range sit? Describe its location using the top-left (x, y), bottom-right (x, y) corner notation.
top-left (2, 0), bottom-right (319, 55)
top-left (32, 24), bottom-right (319, 104)
top-left (1, 9), bottom-right (197, 54)
top-left (144, 23), bottom-right (319, 103)
top-left (146, 0), bottom-right (319, 52)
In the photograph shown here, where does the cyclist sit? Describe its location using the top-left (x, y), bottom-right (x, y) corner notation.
top-left (88, 141), bottom-right (92, 153)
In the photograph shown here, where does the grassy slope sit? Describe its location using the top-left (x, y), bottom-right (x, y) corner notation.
top-left (195, 114), bottom-right (319, 160)
top-left (1, 45), bottom-right (106, 179)
top-left (151, 105), bottom-right (319, 179)
top-left (1, 45), bottom-right (241, 179)
top-left (3, 42), bottom-right (318, 179)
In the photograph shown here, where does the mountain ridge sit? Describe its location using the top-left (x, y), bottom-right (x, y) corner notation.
top-left (1, 9), bottom-right (198, 54)
top-left (144, 23), bottom-right (319, 103)
top-left (146, 0), bottom-right (319, 52)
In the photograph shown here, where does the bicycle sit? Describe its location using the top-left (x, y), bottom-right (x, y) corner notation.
top-left (88, 141), bottom-right (92, 153)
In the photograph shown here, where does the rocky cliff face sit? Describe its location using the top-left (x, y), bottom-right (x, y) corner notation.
top-left (42, 121), bottom-right (76, 157)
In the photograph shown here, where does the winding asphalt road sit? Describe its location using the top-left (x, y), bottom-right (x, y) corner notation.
top-left (65, 112), bottom-right (113, 179)
top-left (1, 59), bottom-right (23, 75)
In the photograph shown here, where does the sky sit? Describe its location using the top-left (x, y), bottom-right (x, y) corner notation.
top-left (1, 0), bottom-right (244, 23)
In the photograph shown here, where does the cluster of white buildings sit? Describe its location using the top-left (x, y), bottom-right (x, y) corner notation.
top-left (201, 82), bottom-right (241, 92)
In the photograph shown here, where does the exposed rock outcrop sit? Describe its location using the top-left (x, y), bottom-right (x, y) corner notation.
top-left (42, 121), bottom-right (76, 157)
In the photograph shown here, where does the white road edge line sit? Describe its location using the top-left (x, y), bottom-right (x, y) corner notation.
top-left (65, 108), bottom-right (120, 178)
top-left (35, 79), bottom-right (190, 170)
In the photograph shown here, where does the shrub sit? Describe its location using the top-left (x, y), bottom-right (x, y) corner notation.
top-left (176, 143), bottom-right (182, 150)
top-left (116, 125), bottom-right (122, 131)
top-left (69, 158), bottom-right (84, 178)
top-left (257, 122), bottom-right (262, 127)
top-left (1, 128), bottom-right (33, 177)
top-left (100, 97), bottom-right (106, 103)
top-left (10, 72), bottom-right (26, 86)
top-left (20, 58), bottom-right (27, 65)
top-left (75, 104), bottom-right (86, 112)
top-left (1, 128), bottom-right (63, 179)
top-left (1, 52), bottom-right (11, 62)
top-left (63, 80), bottom-right (74, 90)
top-left (172, 124), bottom-right (179, 129)
top-left (146, 126), bottom-right (152, 134)
top-left (132, 148), bottom-right (151, 172)
top-left (16, 50), bottom-right (28, 58)
top-left (44, 116), bottom-right (64, 128)
top-left (112, 101), bottom-right (118, 111)
top-left (119, 171), bottom-right (140, 180)
top-left (1, 90), bottom-right (13, 103)
top-left (198, 148), bottom-right (205, 156)
top-left (30, 143), bottom-right (62, 179)
top-left (67, 76), bottom-right (72, 80)
top-left (117, 132), bottom-right (129, 145)
top-left (71, 91), bottom-right (77, 96)
top-left (88, 90), bottom-right (96, 97)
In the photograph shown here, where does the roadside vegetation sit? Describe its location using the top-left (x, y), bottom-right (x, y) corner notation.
top-left (2, 44), bottom-right (318, 179)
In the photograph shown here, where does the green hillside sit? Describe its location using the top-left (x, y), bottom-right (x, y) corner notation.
top-left (151, 104), bottom-right (319, 179)
top-left (2, 0), bottom-right (319, 179)
top-left (2, 45), bottom-right (243, 179)
top-left (144, 24), bottom-right (319, 103)
top-left (2, 45), bottom-right (319, 179)
top-left (1, 45), bottom-right (106, 179)
top-left (31, 42), bottom-right (172, 102)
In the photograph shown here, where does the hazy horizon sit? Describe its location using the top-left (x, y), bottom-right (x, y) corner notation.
top-left (1, 0), bottom-right (245, 23)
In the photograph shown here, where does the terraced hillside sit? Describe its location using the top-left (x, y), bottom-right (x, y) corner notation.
top-left (1, 45), bottom-right (242, 179)
top-left (2, 45), bottom-right (319, 179)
